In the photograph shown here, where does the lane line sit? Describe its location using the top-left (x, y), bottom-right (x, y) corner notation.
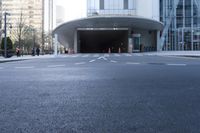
top-left (47, 65), bottom-right (66, 68)
top-left (104, 54), bottom-right (109, 57)
top-left (75, 62), bottom-right (86, 65)
top-left (126, 62), bottom-right (141, 65)
top-left (167, 63), bottom-right (187, 66)
top-left (110, 60), bottom-right (117, 63)
top-left (89, 60), bottom-right (96, 63)
top-left (114, 54), bottom-right (120, 57)
top-left (125, 54), bottom-right (132, 57)
top-left (93, 54), bottom-right (99, 57)
top-left (82, 54), bottom-right (89, 57)
top-left (134, 54), bottom-right (143, 56)
top-left (15, 66), bottom-right (35, 69)
top-left (98, 56), bottom-right (108, 61)
top-left (71, 55), bottom-right (79, 58)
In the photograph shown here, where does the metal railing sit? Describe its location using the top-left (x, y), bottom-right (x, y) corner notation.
top-left (87, 9), bottom-right (137, 17)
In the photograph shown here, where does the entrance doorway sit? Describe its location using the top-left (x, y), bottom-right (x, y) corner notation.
top-left (78, 29), bottom-right (128, 53)
top-left (133, 34), bottom-right (141, 52)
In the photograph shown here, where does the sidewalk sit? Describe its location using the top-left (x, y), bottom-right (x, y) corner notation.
top-left (143, 51), bottom-right (200, 57)
top-left (0, 55), bottom-right (55, 62)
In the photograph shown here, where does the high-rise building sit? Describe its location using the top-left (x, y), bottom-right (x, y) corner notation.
top-left (160, 0), bottom-right (200, 51)
top-left (56, 5), bottom-right (65, 27)
top-left (1, 0), bottom-right (44, 46)
top-left (54, 0), bottom-right (162, 53)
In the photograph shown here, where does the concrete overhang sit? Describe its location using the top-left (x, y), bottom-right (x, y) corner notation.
top-left (53, 16), bottom-right (164, 47)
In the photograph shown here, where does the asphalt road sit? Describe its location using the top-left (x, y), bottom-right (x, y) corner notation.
top-left (0, 53), bottom-right (200, 133)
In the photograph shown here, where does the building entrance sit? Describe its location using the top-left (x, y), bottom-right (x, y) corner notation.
top-left (132, 34), bottom-right (141, 52)
top-left (78, 29), bottom-right (128, 53)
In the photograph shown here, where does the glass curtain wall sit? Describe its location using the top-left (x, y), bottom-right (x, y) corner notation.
top-left (160, 0), bottom-right (200, 51)
top-left (87, 0), bottom-right (136, 16)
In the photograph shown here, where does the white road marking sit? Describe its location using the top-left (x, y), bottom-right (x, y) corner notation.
top-left (103, 57), bottom-right (108, 61)
top-left (110, 60), bottom-right (117, 63)
top-left (75, 62), bottom-right (86, 65)
top-left (125, 54), bottom-right (132, 57)
top-left (114, 54), bottom-right (120, 57)
top-left (97, 56), bottom-right (103, 59)
top-left (93, 54), bottom-right (99, 57)
top-left (82, 54), bottom-right (89, 57)
top-left (47, 65), bottom-right (65, 68)
top-left (15, 66), bottom-right (35, 69)
top-left (71, 55), bottom-right (79, 58)
top-left (0, 67), bottom-right (4, 69)
top-left (134, 54), bottom-right (143, 56)
top-left (167, 64), bottom-right (187, 66)
top-left (126, 62), bottom-right (141, 65)
top-left (89, 60), bottom-right (96, 63)
top-left (104, 54), bottom-right (109, 57)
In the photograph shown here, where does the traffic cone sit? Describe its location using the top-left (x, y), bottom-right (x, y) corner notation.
top-left (118, 48), bottom-right (121, 53)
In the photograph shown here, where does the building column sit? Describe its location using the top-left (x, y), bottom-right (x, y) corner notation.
top-left (74, 30), bottom-right (78, 53)
top-left (54, 34), bottom-right (58, 56)
top-left (191, 0), bottom-right (194, 51)
top-left (128, 29), bottom-right (133, 53)
top-left (182, 28), bottom-right (184, 51)
top-left (157, 31), bottom-right (161, 51)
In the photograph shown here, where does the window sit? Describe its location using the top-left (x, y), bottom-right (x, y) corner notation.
top-left (100, 0), bottom-right (104, 9)
top-left (124, 0), bottom-right (128, 9)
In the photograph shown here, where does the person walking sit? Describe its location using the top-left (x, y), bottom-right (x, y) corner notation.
top-left (32, 48), bottom-right (35, 56)
top-left (36, 47), bottom-right (40, 56)
top-left (16, 47), bottom-right (20, 57)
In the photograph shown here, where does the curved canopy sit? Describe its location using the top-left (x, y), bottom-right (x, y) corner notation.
top-left (53, 16), bottom-right (164, 47)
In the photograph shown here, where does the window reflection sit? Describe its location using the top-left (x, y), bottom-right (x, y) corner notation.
top-left (87, 0), bottom-right (136, 16)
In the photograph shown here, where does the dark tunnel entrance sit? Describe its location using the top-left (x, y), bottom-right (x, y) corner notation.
top-left (79, 30), bottom-right (128, 53)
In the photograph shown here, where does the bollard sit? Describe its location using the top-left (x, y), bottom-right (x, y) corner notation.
top-left (118, 48), bottom-right (121, 53)
top-left (108, 48), bottom-right (111, 53)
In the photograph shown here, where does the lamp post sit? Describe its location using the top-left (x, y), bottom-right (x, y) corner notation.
top-left (4, 12), bottom-right (11, 58)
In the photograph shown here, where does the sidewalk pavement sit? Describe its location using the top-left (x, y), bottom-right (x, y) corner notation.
top-left (0, 51), bottom-right (200, 62)
top-left (143, 51), bottom-right (200, 57)
top-left (0, 55), bottom-right (55, 62)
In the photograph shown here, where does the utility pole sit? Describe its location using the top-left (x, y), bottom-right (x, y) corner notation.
top-left (4, 12), bottom-right (11, 58)
top-left (42, 0), bottom-right (45, 55)
top-left (48, 0), bottom-right (54, 53)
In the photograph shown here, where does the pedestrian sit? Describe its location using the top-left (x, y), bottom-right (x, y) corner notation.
top-left (16, 47), bottom-right (20, 57)
top-left (32, 48), bottom-right (35, 56)
top-left (36, 47), bottom-right (40, 56)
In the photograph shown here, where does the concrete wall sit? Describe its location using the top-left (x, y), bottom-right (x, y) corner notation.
top-left (136, 0), bottom-right (159, 21)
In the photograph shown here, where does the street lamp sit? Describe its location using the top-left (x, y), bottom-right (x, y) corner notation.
top-left (4, 12), bottom-right (11, 58)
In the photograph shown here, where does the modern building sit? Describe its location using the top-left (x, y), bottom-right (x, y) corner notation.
top-left (1, 0), bottom-right (44, 43)
top-left (160, 0), bottom-right (200, 51)
top-left (54, 0), bottom-right (163, 53)
top-left (56, 5), bottom-right (66, 27)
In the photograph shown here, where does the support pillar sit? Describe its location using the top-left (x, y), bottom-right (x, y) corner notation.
top-left (74, 30), bottom-right (78, 53)
top-left (191, 0), bottom-right (194, 51)
top-left (157, 31), bottom-right (161, 51)
top-left (54, 34), bottom-right (58, 56)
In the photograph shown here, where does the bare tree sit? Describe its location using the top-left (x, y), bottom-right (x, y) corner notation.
top-left (12, 10), bottom-right (29, 50)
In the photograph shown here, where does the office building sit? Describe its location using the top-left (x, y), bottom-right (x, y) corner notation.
top-left (1, 0), bottom-right (44, 45)
top-left (54, 0), bottom-right (163, 53)
top-left (160, 0), bottom-right (200, 51)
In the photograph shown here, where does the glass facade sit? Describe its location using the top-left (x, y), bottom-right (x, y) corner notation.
top-left (87, 0), bottom-right (136, 16)
top-left (160, 0), bottom-right (200, 51)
